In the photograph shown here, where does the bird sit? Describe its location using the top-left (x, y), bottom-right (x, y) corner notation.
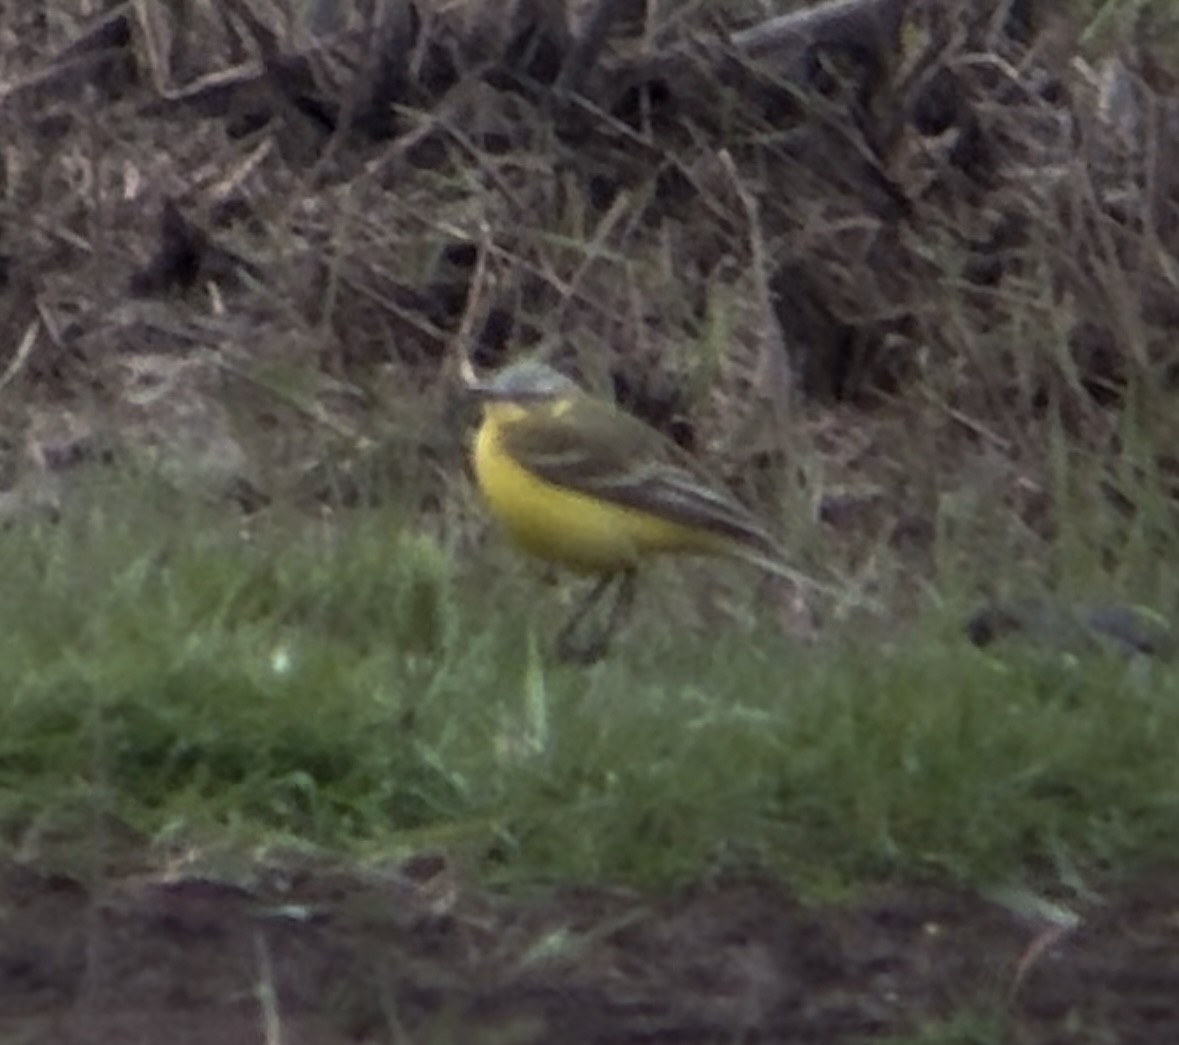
top-left (464, 358), bottom-right (823, 663)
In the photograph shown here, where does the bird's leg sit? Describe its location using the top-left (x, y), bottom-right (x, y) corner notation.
top-left (600, 566), bottom-right (637, 650)
top-left (555, 573), bottom-right (615, 664)
top-left (555, 568), bottom-right (637, 665)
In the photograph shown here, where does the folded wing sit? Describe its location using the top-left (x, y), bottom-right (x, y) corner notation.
top-left (500, 395), bottom-right (783, 559)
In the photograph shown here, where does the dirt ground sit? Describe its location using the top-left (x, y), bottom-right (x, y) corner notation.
top-left (2, 856), bottom-right (1178, 1044)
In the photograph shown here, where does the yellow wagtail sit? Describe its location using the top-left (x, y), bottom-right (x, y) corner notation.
top-left (465, 359), bottom-right (820, 662)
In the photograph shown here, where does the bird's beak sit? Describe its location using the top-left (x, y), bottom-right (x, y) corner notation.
top-left (459, 355), bottom-right (480, 389)
top-left (461, 357), bottom-right (526, 402)
top-left (459, 356), bottom-right (495, 399)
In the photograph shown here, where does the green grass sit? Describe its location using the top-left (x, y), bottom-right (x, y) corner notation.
top-left (869, 1008), bottom-right (1012, 1045)
top-left (1, 476), bottom-right (1178, 899)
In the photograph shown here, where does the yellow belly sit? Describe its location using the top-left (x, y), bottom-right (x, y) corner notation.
top-left (473, 419), bottom-right (719, 575)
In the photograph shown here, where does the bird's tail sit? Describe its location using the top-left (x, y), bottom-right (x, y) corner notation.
top-left (724, 537), bottom-right (869, 608)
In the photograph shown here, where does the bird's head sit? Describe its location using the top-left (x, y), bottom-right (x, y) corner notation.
top-left (462, 359), bottom-right (582, 406)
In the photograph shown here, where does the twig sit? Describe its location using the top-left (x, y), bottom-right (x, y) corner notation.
top-left (719, 150), bottom-right (795, 435)
top-left (254, 932), bottom-right (284, 1045)
top-left (556, 0), bottom-right (630, 97)
top-left (0, 322), bottom-right (41, 395)
top-left (456, 221), bottom-right (493, 385)
top-left (730, 0), bottom-right (906, 65)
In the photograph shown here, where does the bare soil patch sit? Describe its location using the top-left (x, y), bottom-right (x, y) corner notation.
top-left (3, 857), bottom-right (1177, 1043)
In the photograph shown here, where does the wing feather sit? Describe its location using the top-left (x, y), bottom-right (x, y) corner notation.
top-left (498, 395), bottom-right (782, 556)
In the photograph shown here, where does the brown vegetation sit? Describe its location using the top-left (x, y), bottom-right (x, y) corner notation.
top-left (2, 0), bottom-right (1177, 557)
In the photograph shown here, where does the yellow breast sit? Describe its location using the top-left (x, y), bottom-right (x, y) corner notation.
top-left (473, 414), bottom-right (717, 575)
